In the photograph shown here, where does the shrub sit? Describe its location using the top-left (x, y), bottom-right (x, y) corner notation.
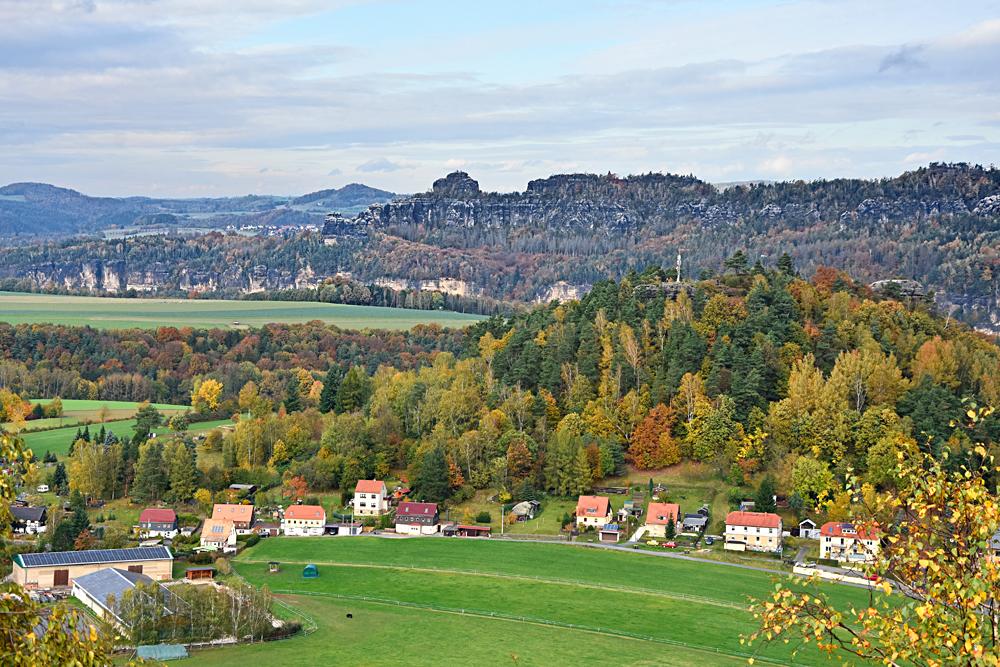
top-left (244, 533), bottom-right (260, 548)
top-left (214, 557), bottom-right (232, 575)
top-left (188, 551), bottom-right (213, 565)
top-left (475, 511), bottom-right (492, 523)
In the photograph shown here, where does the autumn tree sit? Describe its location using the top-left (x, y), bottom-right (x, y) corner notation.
top-left (192, 377), bottom-right (223, 413)
top-left (627, 404), bottom-right (680, 469)
top-left (747, 406), bottom-right (1000, 666)
top-left (0, 433), bottom-right (126, 665)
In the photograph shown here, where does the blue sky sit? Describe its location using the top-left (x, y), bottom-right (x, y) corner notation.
top-left (1, 0), bottom-right (999, 196)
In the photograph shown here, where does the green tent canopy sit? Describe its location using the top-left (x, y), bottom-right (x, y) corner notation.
top-left (303, 563), bottom-right (319, 578)
top-left (136, 644), bottom-right (189, 661)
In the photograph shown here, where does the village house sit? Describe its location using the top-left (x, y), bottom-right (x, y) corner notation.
top-left (643, 502), bottom-right (680, 538)
top-left (138, 508), bottom-right (179, 539)
top-left (353, 480), bottom-right (389, 516)
top-left (819, 522), bottom-right (880, 563)
top-left (211, 503), bottom-right (254, 535)
top-left (282, 504), bottom-right (326, 536)
top-left (575, 495), bottom-right (612, 529)
top-left (200, 518), bottom-right (237, 552)
top-left (681, 513), bottom-right (708, 533)
top-left (991, 530), bottom-right (1000, 558)
top-left (11, 505), bottom-right (47, 534)
top-left (724, 511), bottom-right (783, 553)
top-left (12, 546), bottom-right (173, 588)
top-left (72, 567), bottom-right (170, 629)
top-left (395, 501), bottom-right (440, 535)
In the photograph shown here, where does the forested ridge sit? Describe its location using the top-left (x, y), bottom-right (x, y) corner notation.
top-left (2, 162), bottom-right (998, 330)
top-left (3, 260), bottom-right (999, 512)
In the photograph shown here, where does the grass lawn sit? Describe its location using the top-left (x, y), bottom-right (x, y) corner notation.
top-left (184, 593), bottom-right (748, 667)
top-left (22, 417), bottom-right (233, 459)
top-left (9, 399), bottom-right (189, 434)
top-left (0, 291), bottom-right (484, 331)
top-left (214, 537), bottom-right (876, 666)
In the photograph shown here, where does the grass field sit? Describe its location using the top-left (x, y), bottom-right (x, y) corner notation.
top-left (8, 399), bottom-right (189, 433)
top-left (0, 292), bottom-right (484, 330)
top-left (179, 538), bottom-right (877, 666)
top-left (22, 417), bottom-right (232, 458)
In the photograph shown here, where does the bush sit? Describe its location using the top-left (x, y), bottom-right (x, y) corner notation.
top-left (266, 620), bottom-right (302, 640)
top-left (475, 511), bottom-right (492, 523)
top-left (244, 533), bottom-right (260, 548)
top-left (188, 551), bottom-right (214, 565)
top-left (214, 557), bottom-right (232, 575)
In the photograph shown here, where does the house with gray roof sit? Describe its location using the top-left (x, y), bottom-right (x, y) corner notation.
top-left (11, 505), bottom-right (47, 534)
top-left (72, 568), bottom-right (165, 628)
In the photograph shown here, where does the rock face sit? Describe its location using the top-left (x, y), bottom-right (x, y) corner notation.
top-left (432, 171), bottom-right (481, 198)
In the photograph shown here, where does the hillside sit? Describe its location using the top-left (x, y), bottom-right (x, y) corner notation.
top-left (1, 163), bottom-right (999, 332)
top-left (0, 182), bottom-right (397, 238)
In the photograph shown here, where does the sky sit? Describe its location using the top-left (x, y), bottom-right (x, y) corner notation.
top-left (1, 0), bottom-right (1000, 197)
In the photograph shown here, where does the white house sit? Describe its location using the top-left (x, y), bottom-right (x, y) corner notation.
top-left (724, 511), bottom-right (783, 552)
top-left (819, 522), bottom-right (880, 563)
top-left (282, 504), bottom-right (326, 536)
top-left (11, 506), bottom-right (47, 534)
top-left (394, 502), bottom-right (440, 535)
top-left (353, 480), bottom-right (389, 516)
top-left (138, 508), bottom-right (178, 539)
top-left (199, 519), bottom-right (237, 552)
top-left (575, 496), bottom-right (612, 529)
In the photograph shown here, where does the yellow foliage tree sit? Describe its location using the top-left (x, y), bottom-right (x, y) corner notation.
top-left (192, 377), bottom-right (223, 413)
top-left (747, 406), bottom-right (1000, 665)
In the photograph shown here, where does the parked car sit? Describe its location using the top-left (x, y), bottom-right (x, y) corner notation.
top-left (36, 484), bottom-right (49, 493)
top-left (704, 536), bottom-right (715, 545)
top-left (664, 541), bottom-right (677, 548)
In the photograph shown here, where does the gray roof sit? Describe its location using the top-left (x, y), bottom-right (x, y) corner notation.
top-left (511, 500), bottom-right (540, 515)
top-left (73, 568), bottom-right (154, 616)
top-left (11, 505), bottom-right (46, 522)
top-left (682, 514), bottom-right (708, 525)
top-left (16, 546), bottom-right (172, 569)
top-left (991, 530), bottom-right (1000, 550)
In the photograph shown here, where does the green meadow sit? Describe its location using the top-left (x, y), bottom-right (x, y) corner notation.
top-left (178, 538), bottom-right (876, 666)
top-left (0, 292), bottom-right (484, 330)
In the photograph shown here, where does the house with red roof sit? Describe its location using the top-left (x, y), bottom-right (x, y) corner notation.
top-left (282, 504), bottom-right (326, 537)
top-left (643, 502), bottom-right (680, 538)
top-left (819, 522), bottom-right (880, 563)
top-left (138, 508), bottom-right (178, 539)
top-left (353, 479), bottom-right (389, 516)
top-left (724, 511), bottom-right (783, 553)
top-left (211, 504), bottom-right (255, 535)
top-left (395, 501), bottom-right (440, 535)
top-left (575, 495), bottom-right (612, 529)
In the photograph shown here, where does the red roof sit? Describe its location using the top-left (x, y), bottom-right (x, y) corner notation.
top-left (139, 508), bottom-right (177, 524)
top-left (576, 495), bottom-right (610, 517)
top-left (456, 525), bottom-right (491, 532)
top-left (645, 502), bottom-right (680, 525)
top-left (397, 502), bottom-right (438, 518)
top-left (355, 479), bottom-right (386, 494)
top-left (725, 511), bottom-right (782, 529)
top-left (820, 522), bottom-right (879, 540)
top-left (284, 505), bottom-right (326, 521)
top-left (212, 504), bottom-right (254, 523)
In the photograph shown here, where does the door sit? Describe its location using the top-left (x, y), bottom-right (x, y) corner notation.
top-left (128, 565), bottom-right (143, 574)
top-left (53, 569), bottom-right (69, 586)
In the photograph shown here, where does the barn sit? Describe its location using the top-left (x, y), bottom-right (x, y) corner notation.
top-left (12, 546), bottom-right (173, 589)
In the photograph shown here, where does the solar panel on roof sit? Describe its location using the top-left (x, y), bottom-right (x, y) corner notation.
top-left (18, 546), bottom-right (171, 568)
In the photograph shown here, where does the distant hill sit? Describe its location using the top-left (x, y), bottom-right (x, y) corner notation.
top-left (1, 163), bottom-right (999, 332)
top-left (0, 182), bottom-right (398, 238)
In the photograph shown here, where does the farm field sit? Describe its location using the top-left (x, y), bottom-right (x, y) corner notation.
top-left (0, 292), bottom-right (484, 330)
top-left (187, 538), bottom-right (878, 666)
top-left (8, 399), bottom-right (189, 433)
top-left (22, 417), bottom-right (232, 459)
